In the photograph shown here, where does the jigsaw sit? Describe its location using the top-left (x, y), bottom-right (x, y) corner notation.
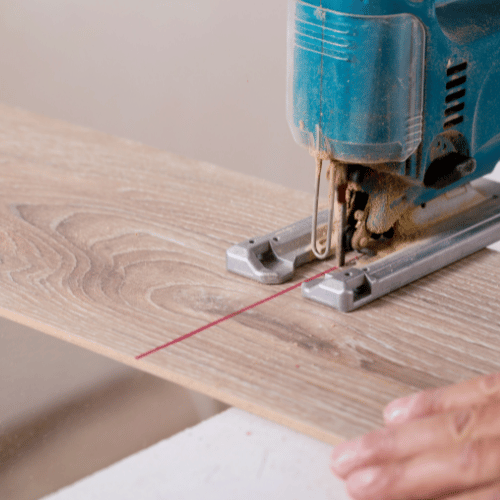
top-left (227, 0), bottom-right (500, 312)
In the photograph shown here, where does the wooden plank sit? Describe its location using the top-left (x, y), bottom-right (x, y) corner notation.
top-left (1, 103), bottom-right (500, 444)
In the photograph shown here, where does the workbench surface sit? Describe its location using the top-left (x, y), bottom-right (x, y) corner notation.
top-left (1, 104), bottom-right (500, 443)
top-left (42, 408), bottom-right (351, 500)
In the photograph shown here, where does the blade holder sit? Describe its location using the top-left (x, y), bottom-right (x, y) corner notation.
top-left (227, 180), bottom-right (500, 312)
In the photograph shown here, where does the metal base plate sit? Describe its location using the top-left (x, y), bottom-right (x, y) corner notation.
top-left (226, 209), bottom-right (330, 284)
top-left (226, 179), bottom-right (500, 312)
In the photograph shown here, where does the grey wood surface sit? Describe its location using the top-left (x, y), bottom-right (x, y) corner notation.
top-left (1, 104), bottom-right (499, 444)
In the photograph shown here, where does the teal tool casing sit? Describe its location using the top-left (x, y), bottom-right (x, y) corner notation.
top-left (287, 0), bottom-right (500, 205)
top-left (287, 1), bottom-right (425, 163)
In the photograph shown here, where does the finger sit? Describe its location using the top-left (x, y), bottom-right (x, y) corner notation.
top-left (344, 437), bottom-right (500, 500)
top-left (331, 404), bottom-right (477, 477)
top-left (441, 481), bottom-right (500, 500)
top-left (384, 372), bottom-right (500, 425)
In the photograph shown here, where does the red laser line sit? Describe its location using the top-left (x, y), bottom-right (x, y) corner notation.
top-left (135, 259), bottom-right (357, 360)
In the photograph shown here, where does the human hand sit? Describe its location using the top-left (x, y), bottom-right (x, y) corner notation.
top-left (330, 372), bottom-right (500, 500)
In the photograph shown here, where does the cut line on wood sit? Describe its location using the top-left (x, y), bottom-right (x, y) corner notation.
top-left (135, 259), bottom-right (358, 360)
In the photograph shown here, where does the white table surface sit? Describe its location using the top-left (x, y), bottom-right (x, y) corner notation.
top-left (42, 407), bottom-right (351, 500)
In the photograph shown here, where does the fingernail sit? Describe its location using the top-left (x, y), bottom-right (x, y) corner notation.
top-left (384, 395), bottom-right (416, 423)
top-left (330, 438), bottom-right (362, 475)
top-left (347, 466), bottom-right (383, 494)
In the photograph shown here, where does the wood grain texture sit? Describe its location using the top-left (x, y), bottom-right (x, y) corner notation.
top-left (1, 103), bottom-right (500, 444)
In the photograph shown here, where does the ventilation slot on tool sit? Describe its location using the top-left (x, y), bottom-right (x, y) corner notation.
top-left (444, 61), bottom-right (467, 130)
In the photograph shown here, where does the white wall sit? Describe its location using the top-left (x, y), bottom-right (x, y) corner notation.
top-left (0, 0), bottom-right (314, 192)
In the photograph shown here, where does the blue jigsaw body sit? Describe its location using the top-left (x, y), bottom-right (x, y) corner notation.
top-left (225, 0), bottom-right (500, 310)
top-left (287, 0), bottom-right (500, 209)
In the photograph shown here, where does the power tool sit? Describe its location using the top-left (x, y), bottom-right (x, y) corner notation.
top-left (227, 0), bottom-right (500, 312)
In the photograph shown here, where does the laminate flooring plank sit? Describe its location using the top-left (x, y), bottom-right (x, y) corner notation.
top-left (1, 104), bottom-right (499, 444)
